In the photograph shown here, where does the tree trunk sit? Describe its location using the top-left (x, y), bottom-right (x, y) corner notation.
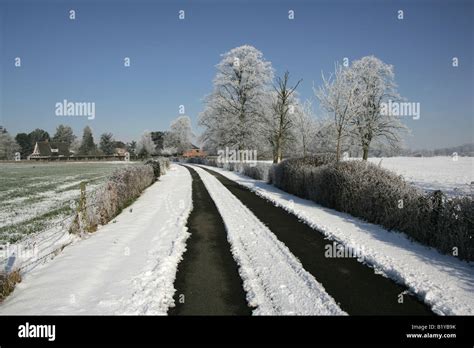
top-left (336, 135), bottom-right (341, 162)
top-left (362, 145), bottom-right (369, 160)
top-left (273, 146), bottom-right (278, 164)
top-left (277, 134), bottom-right (283, 163)
top-left (273, 134), bottom-right (283, 164)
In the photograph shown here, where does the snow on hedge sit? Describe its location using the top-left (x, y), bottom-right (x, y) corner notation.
top-left (70, 165), bottom-right (155, 234)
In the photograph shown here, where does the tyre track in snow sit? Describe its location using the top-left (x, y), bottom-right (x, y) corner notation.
top-left (199, 166), bottom-right (433, 315)
top-left (191, 165), bottom-right (346, 315)
top-left (168, 166), bottom-right (250, 315)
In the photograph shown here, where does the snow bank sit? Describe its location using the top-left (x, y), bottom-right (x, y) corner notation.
top-left (200, 165), bottom-right (474, 315)
top-left (192, 166), bottom-right (345, 315)
top-left (0, 164), bottom-right (192, 315)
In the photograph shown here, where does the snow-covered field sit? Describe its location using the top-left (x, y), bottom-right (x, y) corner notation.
top-left (0, 164), bottom-right (192, 315)
top-left (0, 161), bottom-right (138, 244)
top-left (201, 165), bottom-right (474, 315)
top-left (363, 156), bottom-right (473, 197)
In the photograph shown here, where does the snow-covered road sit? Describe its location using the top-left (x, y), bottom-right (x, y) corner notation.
top-left (200, 165), bottom-right (474, 316)
top-left (0, 165), bottom-right (192, 315)
top-left (192, 166), bottom-right (345, 315)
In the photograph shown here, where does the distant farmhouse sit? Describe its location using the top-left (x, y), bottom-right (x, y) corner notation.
top-left (29, 140), bottom-right (71, 159)
top-left (29, 140), bottom-right (127, 160)
top-left (182, 144), bottom-right (206, 158)
top-left (115, 147), bottom-right (127, 156)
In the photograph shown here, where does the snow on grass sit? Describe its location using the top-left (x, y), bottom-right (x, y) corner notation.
top-left (200, 165), bottom-right (474, 315)
top-left (0, 162), bottom-right (140, 243)
top-left (361, 156), bottom-right (473, 197)
top-left (0, 164), bottom-right (192, 315)
top-left (192, 165), bottom-right (345, 315)
top-left (1, 217), bottom-right (80, 276)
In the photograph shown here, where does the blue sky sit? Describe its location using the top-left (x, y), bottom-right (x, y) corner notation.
top-left (0, 0), bottom-right (472, 149)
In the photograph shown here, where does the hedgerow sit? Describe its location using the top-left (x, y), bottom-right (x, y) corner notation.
top-left (145, 157), bottom-right (171, 180)
top-left (70, 164), bottom-right (156, 234)
top-left (270, 155), bottom-right (473, 261)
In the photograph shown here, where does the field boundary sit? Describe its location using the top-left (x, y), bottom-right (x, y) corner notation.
top-left (0, 159), bottom-right (170, 301)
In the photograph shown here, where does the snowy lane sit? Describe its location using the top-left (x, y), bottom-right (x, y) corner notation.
top-left (0, 164), bottom-right (192, 315)
top-left (202, 167), bottom-right (432, 315)
top-left (169, 166), bottom-right (251, 315)
top-left (192, 165), bottom-right (346, 315)
top-left (200, 165), bottom-right (474, 316)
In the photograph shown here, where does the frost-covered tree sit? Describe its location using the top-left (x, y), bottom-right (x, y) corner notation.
top-left (0, 128), bottom-right (20, 160)
top-left (349, 56), bottom-right (407, 160)
top-left (126, 140), bottom-right (137, 156)
top-left (161, 146), bottom-right (178, 156)
top-left (137, 131), bottom-right (156, 158)
top-left (164, 116), bottom-right (194, 154)
top-left (199, 45), bottom-right (274, 153)
top-left (304, 116), bottom-right (337, 154)
top-left (52, 124), bottom-right (76, 146)
top-left (293, 100), bottom-right (317, 158)
top-left (99, 132), bottom-right (115, 155)
top-left (70, 138), bottom-right (81, 154)
top-left (264, 71), bottom-right (302, 163)
top-left (315, 63), bottom-right (356, 161)
top-left (162, 134), bottom-right (178, 156)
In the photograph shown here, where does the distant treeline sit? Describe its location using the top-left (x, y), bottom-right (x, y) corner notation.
top-left (399, 143), bottom-right (474, 157)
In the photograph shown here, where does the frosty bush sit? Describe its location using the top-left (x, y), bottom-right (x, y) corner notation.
top-left (204, 158), bottom-right (218, 167)
top-left (271, 157), bottom-right (473, 261)
top-left (145, 157), bottom-right (170, 180)
top-left (217, 161), bottom-right (274, 181)
top-left (160, 157), bottom-right (171, 171)
top-left (0, 269), bottom-right (21, 302)
top-left (70, 165), bottom-right (155, 234)
top-left (145, 159), bottom-right (161, 178)
top-left (241, 163), bottom-right (274, 181)
top-left (269, 154), bottom-right (336, 192)
top-left (424, 193), bottom-right (473, 260)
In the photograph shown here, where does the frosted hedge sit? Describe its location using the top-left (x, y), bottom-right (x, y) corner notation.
top-left (145, 157), bottom-right (171, 179)
top-left (270, 156), bottom-right (473, 261)
top-left (70, 158), bottom-right (170, 234)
